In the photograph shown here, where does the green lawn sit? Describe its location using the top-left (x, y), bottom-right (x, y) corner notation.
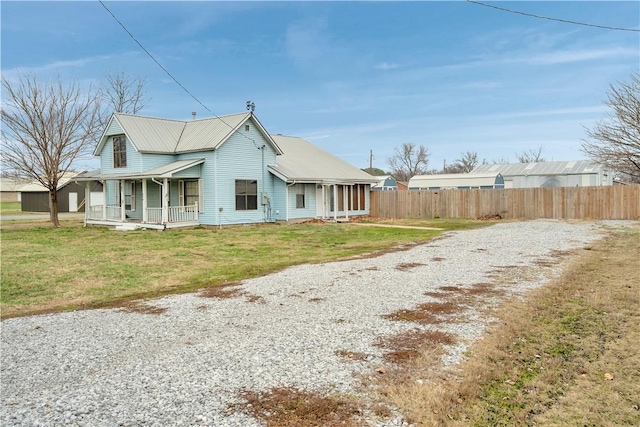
top-left (0, 218), bottom-right (488, 318)
top-left (0, 201), bottom-right (22, 214)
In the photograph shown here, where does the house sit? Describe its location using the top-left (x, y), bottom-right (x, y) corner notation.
top-left (18, 172), bottom-right (103, 213)
top-left (371, 175), bottom-right (398, 191)
top-left (471, 160), bottom-right (613, 188)
top-left (77, 112), bottom-right (377, 229)
top-left (408, 173), bottom-right (504, 190)
top-left (0, 178), bottom-right (27, 202)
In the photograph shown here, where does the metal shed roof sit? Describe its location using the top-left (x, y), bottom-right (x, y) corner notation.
top-left (409, 173), bottom-right (502, 189)
top-left (268, 135), bottom-right (377, 184)
top-left (472, 160), bottom-right (605, 176)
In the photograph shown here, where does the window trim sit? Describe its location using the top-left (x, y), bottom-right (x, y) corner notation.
top-left (235, 179), bottom-right (258, 211)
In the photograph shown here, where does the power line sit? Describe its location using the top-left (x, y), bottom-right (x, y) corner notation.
top-left (98, 0), bottom-right (212, 112)
top-left (466, 0), bottom-right (640, 33)
top-left (98, 0), bottom-right (263, 148)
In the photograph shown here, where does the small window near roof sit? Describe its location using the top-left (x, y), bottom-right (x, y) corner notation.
top-left (245, 125), bottom-right (250, 131)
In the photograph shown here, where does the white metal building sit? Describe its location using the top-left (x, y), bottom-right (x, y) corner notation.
top-left (471, 161), bottom-right (613, 188)
top-left (408, 173), bottom-right (504, 190)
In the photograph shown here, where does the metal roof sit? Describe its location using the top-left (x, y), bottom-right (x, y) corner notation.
top-left (268, 135), bottom-right (377, 184)
top-left (75, 159), bottom-right (204, 181)
top-left (95, 112), bottom-right (281, 155)
top-left (409, 173), bottom-right (501, 189)
top-left (472, 160), bottom-right (606, 176)
top-left (17, 171), bottom-right (86, 192)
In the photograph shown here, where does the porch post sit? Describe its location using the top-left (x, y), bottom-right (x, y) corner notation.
top-left (344, 185), bottom-right (349, 220)
top-left (322, 185), bottom-right (327, 219)
top-left (162, 178), bottom-right (169, 224)
top-left (84, 181), bottom-right (90, 226)
top-left (333, 185), bottom-right (338, 221)
top-left (102, 181), bottom-right (107, 220)
top-left (120, 180), bottom-right (126, 221)
top-left (142, 179), bottom-right (148, 223)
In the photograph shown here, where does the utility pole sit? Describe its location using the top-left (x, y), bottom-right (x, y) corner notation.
top-left (369, 150), bottom-right (374, 174)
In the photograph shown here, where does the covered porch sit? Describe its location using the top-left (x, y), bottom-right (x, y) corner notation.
top-left (76, 159), bottom-right (203, 230)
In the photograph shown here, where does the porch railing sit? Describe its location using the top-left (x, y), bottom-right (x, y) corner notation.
top-left (146, 207), bottom-right (163, 224)
top-left (87, 205), bottom-right (122, 220)
top-left (88, 205), bottom-right (103, 220)
top-left (105, 205), bottom-right (122, 220)
top-left (87, 204), bottom-right (198, 224)
top-left (168, 204), bottom-right (198, 223)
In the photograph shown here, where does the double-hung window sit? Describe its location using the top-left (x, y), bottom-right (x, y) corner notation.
top-left (113, 135), bottom-right (127, 168)
top-left (295, 184), bottom-right (305, 209)
top-left (235, 180), bottom-right (258, 210)
top-left (178, 179), bottom-right (203, 211)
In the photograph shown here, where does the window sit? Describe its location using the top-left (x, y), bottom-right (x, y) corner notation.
top-left (235, 180), bottom-right (258, 210)
top-left (245, 124), bottom-right (250, 132)
top-left (296, 185), bottom-right (305, 209)
top-left (113, 135), bottom-right (127, 168)
top-left (178, 179), bottom-right (203, 212)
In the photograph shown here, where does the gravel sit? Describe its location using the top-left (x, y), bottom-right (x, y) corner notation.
top-left (1, 220), bottom-right (632, 426)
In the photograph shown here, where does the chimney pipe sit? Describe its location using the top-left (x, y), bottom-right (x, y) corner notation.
top-left (191, 111), bottom-right (196, 120)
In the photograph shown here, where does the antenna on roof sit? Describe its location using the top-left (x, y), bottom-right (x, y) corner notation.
top-left (246, 101), bottom-right (255, 112)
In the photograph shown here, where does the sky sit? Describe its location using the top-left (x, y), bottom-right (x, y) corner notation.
top-left (2, 1), bottom-right (639, 172)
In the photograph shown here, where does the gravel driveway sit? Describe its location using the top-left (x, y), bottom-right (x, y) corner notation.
top-left (0, 220), bottom-right (625, 426)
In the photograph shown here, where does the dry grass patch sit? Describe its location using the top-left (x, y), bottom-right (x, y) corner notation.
top-left (198, 282), bottom-right (245, 299)
top-left (233, 387), bottom-right (362, 427)
top-left (335, 349), bottom-right (369, 362)
top-left (395, 262), bottom-right (426, 271)
top-left (246, 294), bottom-right (266, 304)
top-left (377, 329), bottom-right (456, 365)
top-left (375, 227), bottom-right (640, 426)
top-left (118, 301), bottom-right (168, 315)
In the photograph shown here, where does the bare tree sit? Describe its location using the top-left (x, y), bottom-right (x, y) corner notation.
top-left (387, 142), bottom-right (430, 181)
top-left (516, 146), bottom-right (545, 163)
top-left (453, 151), bottom-right (479, 173)
top-left (101, 70), bottom-right (149, 115)
top-left (1, 74), bottom-right (102, 226)
top-left (582, 71), bottom-right (640, 182)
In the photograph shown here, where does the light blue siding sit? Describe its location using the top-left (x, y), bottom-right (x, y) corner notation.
top-left (178, 152), bottom-right (216, 222)
top-left (213, 119), bottom-right (279, 225)
top-left (140, 154), bottom-right (175, 171)
top-left (107, 118), bottom-right (123, 135)
top-left (286, 183), bottom-right (317, 220)
top-left (270, 179), bottom-right (287, 221)
top-left (99, 135), bottom-right (142, 174)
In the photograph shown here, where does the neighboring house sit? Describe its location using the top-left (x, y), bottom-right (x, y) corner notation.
top-left (77, 112), bottom-right (377, 229)
top-left (19, 172), bottom-right (103, 213)
top-left (0, 178), bottom-right (27, 202)
top-left (408, 173), bottom-right (504, 190)
top-left (370, 175), bottom-right (398, 191)
top-left (471, 161), bottom-right (613, 188)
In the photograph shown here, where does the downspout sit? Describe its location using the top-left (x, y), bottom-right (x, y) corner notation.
top-left (286, 180), bottom-right (297, 222)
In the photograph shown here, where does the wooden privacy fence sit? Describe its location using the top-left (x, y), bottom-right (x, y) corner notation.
top-left (370, 186), bottom-right (640, 220)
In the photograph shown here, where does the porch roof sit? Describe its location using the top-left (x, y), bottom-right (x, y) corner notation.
top-left (268, 134), bottom-right (378, 185)
top-left (74, 158), bottom-right (204, 181)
